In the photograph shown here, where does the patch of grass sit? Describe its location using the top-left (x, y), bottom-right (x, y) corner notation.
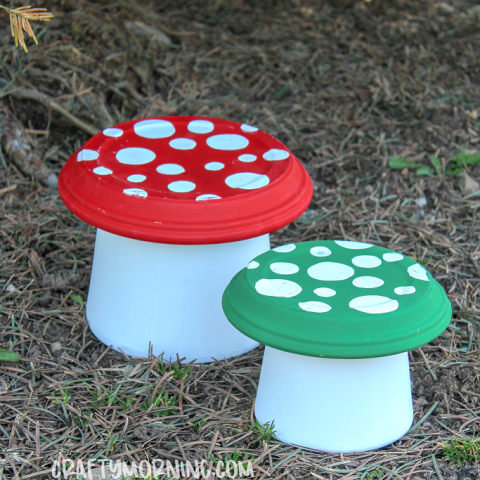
top-left (70, 293), bottom-right (85, 308)
top-left (171, 362), bottom-right (191, 380)
top-left (363, 470), bottom-right (384, 480)
top-left (52, 386), bottom-right (71, 405)
top-left (108, 432), bottom-right (119, 454)
top-left (73, 408), bottom-right (92, 428)
top-left (388, 153), bottom-right (480, 177)
top-left (189, 414), bottom-right (206, 432)
top-left (442, 434), bottom-right (480, 466)
top-left (209, 446), bottom-right (255, 473)
top-left (248, 419), bottom-right (276, 444)
top-left (88, 385), bottom-right (116, 408)
top-left (139, 388), bottom-right (179, 417)
top-left (116, 397), bottom-right (136, 411)
top-left (157, 355), bottom-right (191, 380)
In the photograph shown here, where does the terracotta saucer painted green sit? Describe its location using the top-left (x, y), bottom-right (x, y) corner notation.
top-left (222, 240), bottom-right (452, 358)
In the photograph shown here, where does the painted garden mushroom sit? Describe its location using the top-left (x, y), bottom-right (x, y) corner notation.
top-left (58, 117), bottom-right (312, 363)
top-left (222, 240), bottom-right (452, 452)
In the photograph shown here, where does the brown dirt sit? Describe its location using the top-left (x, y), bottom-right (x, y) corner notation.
top-left (1, 0), bottom-right (480, 479)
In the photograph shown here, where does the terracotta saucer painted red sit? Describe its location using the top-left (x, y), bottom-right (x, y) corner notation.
top-left (58, 116), bottom-right (313, 244)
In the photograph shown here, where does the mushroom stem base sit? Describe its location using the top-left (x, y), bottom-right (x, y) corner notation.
top-left (86, 229), bottom-right (268, 363)
top-left (255, 347), bottom-right (413, 453)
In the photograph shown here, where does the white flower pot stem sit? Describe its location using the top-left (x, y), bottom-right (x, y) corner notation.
top-left (86, 229), bottom-right (269, 363)
top-left (255, 346), bottom-right (413, 453)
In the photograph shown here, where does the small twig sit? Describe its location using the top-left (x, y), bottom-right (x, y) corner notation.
top-left (418, 348), bottom-right (438, 381)
top-left (0, 5), bottom-right (54, 52)
top-left (0, 184), bottom-right (16, 197)
top-left (35, 422), bottom-right (40, 466)
top-left (208, 430), bottom-right (220, 456)
top-left (92, 345), bottom-right (112, 367)
top-left (8, 87), bottom-right (100, 136)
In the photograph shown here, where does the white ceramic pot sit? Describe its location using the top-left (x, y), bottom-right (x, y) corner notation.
top-left (86, 229), bottom-right (270, 363)
top-left (255, 346), bottom-right (413, 453)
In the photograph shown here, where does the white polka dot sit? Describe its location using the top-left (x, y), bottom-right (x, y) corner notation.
top-left (103, 128), bottom-right (123, 137)
top-left (263, 149), bottom-right (290, 161)
top-left (335, 240), bottom-right (373, 250)
top-left (255, 279), bottom-right (301, 298)
top-left (134, 119), bottom-right (175, 139)
top-left (168, 181), bottom-right (196, 193)
top-left (408, 264), bottom-right (429, 282)
top-left (238, 154), bottom-right (257, 163)
top-left (272, 244), bottom-right (296, 253)
top-left (308, 262), bottom-right (355, 281)
top-left (127, 174), bottom-right (146, 183)
top-left (225, 172), bottom-right (269, 190)
top-left (314, 287), bottom-right (336, 298)
top-left (116, 147), bottom-right (156, 165)
top-left (395, 286), bottom-right (416, 295)
top-left (352, 255), bottom-right (382, 269)
top-left (207, 134), bottom-right (249, 150)
top-left (169, 138), bottom-right (196, 150)
top-left (123, 188), bottom-right (147, 199)
top-left (205, 162), bottom-right (224, 171)
top-left (299, 301), bottom-right (332, 313)
top-left (93, 166), bottom-right (112, 175)
top-left (352, 276), bottom-right (384, 289)
top-left (310, 246), bottom-right (332, 257)
top-left (188, 120), bottom-right (214, 134)
top-left (77, 149), bottom-right (99, 161)
top-left (350, 296), bottom-right (399, 314)
top-left (196, 194), bottom-right (221, 201)
top-left (383, 252), bottom-right (404, 262)
top-left (270, 262), bottom-right (299, 275)
top-left (156, 164), bottom-right (185, 175)
top-left (241, 124), bottom-right (258, 132)
top-left (248, 261), bottom-right (259, 269)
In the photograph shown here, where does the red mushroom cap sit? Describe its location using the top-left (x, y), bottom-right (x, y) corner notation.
top-left (58, 116), bottom-right (313, 245)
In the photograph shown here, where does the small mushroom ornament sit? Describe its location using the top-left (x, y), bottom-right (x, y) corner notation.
top-left (58, 117), bottom-right (312, 362)
top-left (222, 240), bottom-right (452, 452)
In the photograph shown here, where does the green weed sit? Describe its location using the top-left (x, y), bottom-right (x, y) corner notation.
top-left (388, 152), bottom-right (480, 177)
top-left (363, 469), bottom-right (384, 480)
top-left (108, 432), bottom-right (118, 454)
top-left (70, 293), bottom-right (85, 308)
top-left (0, 348), bottom-right (21, 362)
top-left (209, 446), bottom-right (255, 473)
top-left (442, 434), bottom-right (480, 466)
top-left (88, 385), bottom-right (116, 408)
top-left (74, 408), bottom-right (92, 427)
top-left (139, 388), bottom-right (179, 417)
top-left (248, 419), bottom-right (276, 444)
top-left (189, 414), bottom-right (206, 432)
top-left (157, 355), bottom-right (191, 380)
top-left (116, 397), bottom-right (136, 411)
top-left (52, 387), bottom-right (71, 405)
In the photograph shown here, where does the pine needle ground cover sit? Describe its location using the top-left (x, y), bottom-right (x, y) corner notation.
top-left (1, 1), bottom-right (480, 479)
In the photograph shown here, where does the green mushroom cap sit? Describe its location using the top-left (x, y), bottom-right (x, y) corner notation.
top-left (222, 240), bottom-right (452, 359)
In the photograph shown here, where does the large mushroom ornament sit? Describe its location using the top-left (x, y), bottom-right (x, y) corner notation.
top-left (58, 117), bottom-right (312, 363)
top-left (222, 240), bottom-right (452, 452)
